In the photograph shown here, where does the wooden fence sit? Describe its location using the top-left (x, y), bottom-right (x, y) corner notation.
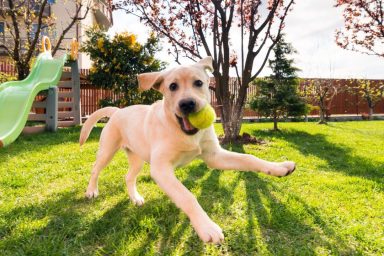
top-left (0, 60), bottom-right (17, 77)
top-left (81, 84), bottom-right (123, 116)
top-left (1, 63), bottom-right (383, 117)
top-left (80, 77), bottom-right (384, 118)
top-left (299, 79), bottom-right (384, 116)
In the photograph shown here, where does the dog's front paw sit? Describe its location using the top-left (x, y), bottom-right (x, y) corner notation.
top-left (191, 215), bottom-right (224, 244)
top-left (268, 161), bottom-right (296, 177)
top-left (281, 161), bottom-right (296, 176)
top-left (129, 193), bottom-right (145, 206)
top-left (85, 186), bottom-right (99, 199)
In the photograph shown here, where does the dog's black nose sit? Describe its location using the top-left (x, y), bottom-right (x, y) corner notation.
top-left (179, 98), bottom-right (196, 115)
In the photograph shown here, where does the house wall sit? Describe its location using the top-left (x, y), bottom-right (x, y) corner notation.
top-left (0, 0), bottom-right (112, 69)
top-left (0, 3), bottom-right (53, 58)
top-left (50, 0), bottom-right (77, 58)
top-left (51, 0), bottom-right (99, 69)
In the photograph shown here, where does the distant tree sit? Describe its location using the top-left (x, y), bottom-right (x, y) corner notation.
top-left (116, 0), bottom-right (295, 143)
top-left (82, 27), bottom-right (165, 106)
top-left (302, 79), bottom-right (340, 124)
top-left (249, 36), bottom-right (306, 131)
top-left (351, 79), bottom-right (384, 119)
top-left (335, 0), bottom-right (384, 58)
top-left (297, 78), bottom-right (316, 122)
top-left (0, 0), bottom-right (91, 79)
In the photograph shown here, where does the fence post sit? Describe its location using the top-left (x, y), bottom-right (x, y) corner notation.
top-left (356, 90), bottom-right (359, 115)
top-left (71, 60), bottom-right (82, 125)
top-left (46, 87), bottom-right (58, 132)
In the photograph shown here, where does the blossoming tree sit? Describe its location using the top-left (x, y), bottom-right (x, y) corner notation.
top-left (116, 0), bottom-right (295, 142)
top-left (335, 0), bottom-right (384, 58)
top-left (350, 79), bottom-right (384, 119)
top-left (301, 79), bottom-right (340, 124)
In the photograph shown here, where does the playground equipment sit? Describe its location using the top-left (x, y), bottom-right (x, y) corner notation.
top-left (29, 40), bottom-right (81, 129)
top-left (0, 36), bottom-right (80, 147)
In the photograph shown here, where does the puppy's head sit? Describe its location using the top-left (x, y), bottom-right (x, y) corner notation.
top-left (138, 57), bottom-right (213, 135)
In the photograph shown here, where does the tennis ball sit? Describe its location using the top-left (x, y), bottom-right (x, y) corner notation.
top-left (188, 104), bottom-right (216, 129)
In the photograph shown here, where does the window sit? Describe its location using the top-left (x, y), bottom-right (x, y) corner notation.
top-left (0, 22), bottom-right (4, 41)
top-left (30, 24), bottom-right (49, 40)
top-left (31, 0), bottom-right (51, 16)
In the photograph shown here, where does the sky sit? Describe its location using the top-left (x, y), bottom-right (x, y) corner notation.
top-left (109, 0), bottom-right (384, 79)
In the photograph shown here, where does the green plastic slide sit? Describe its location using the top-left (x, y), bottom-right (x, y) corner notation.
top-left (0, 52), bottom-right (67, 147)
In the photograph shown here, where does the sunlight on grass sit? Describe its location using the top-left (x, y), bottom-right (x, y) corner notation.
top-left (0, 121), bottom-right (383, 255)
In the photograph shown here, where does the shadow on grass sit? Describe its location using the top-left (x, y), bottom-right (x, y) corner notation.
top-left (211, 144), bottom-right (354, 254)
top-left (0, 126), bottom-right (103, 158)
top-left (251, 129), bottom-right (384, 186)
top-left (0, 139), bottom-right (359, 255)
top-left (239, 172), bottom-right (355, 255)
top-left (0, 190), bottom-right (91, 254)
top-left (0, 162), bottom-right (208, 255)
top-left (0, 187), bottom-right (179, 255)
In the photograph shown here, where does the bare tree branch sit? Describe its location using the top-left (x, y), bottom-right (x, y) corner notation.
top-left (2, 0), bottom-right (93, 79)
top-left (25, 0), bottom-right (49, 63)
top-left (251, 0), bottom-right (294, 80)
top-left (52, 0), bottom-right (91, 55)
top-left (118, 0), bottom-right (295, 141)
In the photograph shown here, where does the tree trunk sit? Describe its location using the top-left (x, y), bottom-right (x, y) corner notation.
top-left (16, 62), bottom-right (30, 80)
top-left (273, 113), bottom-right (278, 131)
top-left (223, 113), bottom-right (242, 143)
top-left (368, 107), bottom-right (374, 120)
top-left (220, 98), bottom-right (244, 144)
top-left (319, 108), bottom-right (327, 124)
top-left (215, 73), bottom-right (246, 144)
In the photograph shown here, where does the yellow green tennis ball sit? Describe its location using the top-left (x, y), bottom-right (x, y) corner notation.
top-left (188, 104), bottom-right (216, 129)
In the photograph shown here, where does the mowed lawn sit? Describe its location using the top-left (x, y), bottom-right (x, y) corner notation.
top-left (0, 121), bottom-right (383, 255)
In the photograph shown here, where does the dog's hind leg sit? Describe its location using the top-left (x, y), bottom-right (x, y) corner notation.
top-left (124, 151), bottom-right (145, 206)
top-left (85, 123), bottom-right (121, 199)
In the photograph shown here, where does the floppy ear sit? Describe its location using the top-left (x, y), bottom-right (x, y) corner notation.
top-left (137, 71), bottom-right (164, 91)
top-left (197, 56), bottom-right (213, 72)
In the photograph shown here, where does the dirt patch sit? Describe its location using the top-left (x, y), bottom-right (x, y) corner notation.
top-left (218, 132), bottom-right (266, 145)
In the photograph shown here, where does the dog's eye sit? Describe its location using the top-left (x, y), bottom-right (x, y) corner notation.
top-left (169, 83), bottom-right (178, 91)
top-left (194, 80), bottom-right (203, 87)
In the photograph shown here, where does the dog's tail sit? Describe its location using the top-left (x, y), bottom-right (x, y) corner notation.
top-left (79, 107), bottom-right (119, 146)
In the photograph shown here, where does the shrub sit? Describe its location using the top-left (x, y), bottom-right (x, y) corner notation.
top-left (82, 27), bottom-right (165, 106)
top-left (99, 98), bottom-right (122, 108)
top-left (249, 36), bottom-right (306, 130)
top-left (0, 72), bottom-right (16, 83)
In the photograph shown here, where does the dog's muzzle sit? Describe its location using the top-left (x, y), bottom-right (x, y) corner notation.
top-left (176, 98), bottom-right (199, 135)
top-left (176, 115), bottom-right (199, 135)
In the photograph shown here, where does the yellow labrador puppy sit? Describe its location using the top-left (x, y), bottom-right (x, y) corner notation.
top-left (80, 57), bottom-right (295, 244)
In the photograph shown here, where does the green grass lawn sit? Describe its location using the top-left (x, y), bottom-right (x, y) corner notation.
top-left (0, 121), bottom-right (383, 255)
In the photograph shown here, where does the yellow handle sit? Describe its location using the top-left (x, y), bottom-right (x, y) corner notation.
top-left (42, 36), bottom-right (51, 52)
top-left (70, 38), bottom-right (79, 60)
